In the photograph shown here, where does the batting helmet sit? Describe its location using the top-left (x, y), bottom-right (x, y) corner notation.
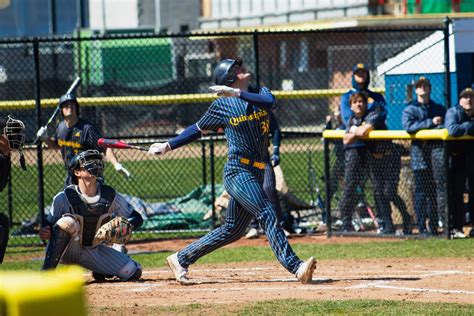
top-left (59, 93), bottom-right (79, 116)
top-left (213, 57), bottom-right (243, 86)
top-left (4, 115), bottom-right (25, 150)
top-left (68, 150), bottom-right (104, 184)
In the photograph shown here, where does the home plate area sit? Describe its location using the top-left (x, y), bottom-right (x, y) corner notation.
top-left (85, 258), bottom-right (474, 307)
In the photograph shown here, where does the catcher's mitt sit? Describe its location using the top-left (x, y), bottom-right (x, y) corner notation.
top-left (93, 217), bottom-right (132, 246)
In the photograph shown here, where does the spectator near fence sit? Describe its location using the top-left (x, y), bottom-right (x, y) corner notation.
top-left (402, 77), bottom-right (446, 237)
top-left (339, 92), bottom-right (393, 233)
top-left (445, 87), bottom-right (474, 238)
top-left (340, 63), bottom-right (387, 128)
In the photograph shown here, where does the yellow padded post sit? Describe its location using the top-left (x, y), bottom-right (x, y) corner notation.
top-left (0, 266), bottom-right (86, 316)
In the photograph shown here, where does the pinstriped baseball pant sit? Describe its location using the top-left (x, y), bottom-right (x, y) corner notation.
top-left (177, 160), bottom-right (303, 274)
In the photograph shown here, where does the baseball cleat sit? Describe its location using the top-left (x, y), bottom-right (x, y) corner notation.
top-left (296, 256), bottom-right (317, 284)
top-left (166, 252), bottom-right (192, 285)
top-left (245, 227), bottom-right (259, 239)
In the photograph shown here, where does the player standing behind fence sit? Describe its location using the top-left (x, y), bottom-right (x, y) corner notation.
top-left (445, 87), bottom-right (474, 238)
top-left (402, 77), bottom-right (446, 237)
top-left (338, 93), bottom-right (392, 233)
top-left (0, 116), bottom-right (25, 263)
top-left (39, 150), bottom-right (143, 281)
top-left (245, 110), bottom-right (294, 239)
top-left (148, 57), bottom-right (316, 284)
top-left (36, 93), bottom-right (131, 185)
top-left (340, 64), bottom-right (387, 127)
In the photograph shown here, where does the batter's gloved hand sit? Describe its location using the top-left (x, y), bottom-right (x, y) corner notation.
top-left (93, 216), bottom-right (132, 246)
top-left (147, 142), bottom-right (171, 155)
top-left (114, 163), bottom-right (131, 178)
top-left (209, 85), bottom-right (241, 97)
top-left (36, 126), bottom-right (49, 141)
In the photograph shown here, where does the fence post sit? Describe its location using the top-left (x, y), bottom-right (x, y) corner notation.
top-left (443, 17), bottom-right (452, 109)
top-left (201, 141), bottom-right (207, 186)
top-left (7, 166), bottom-right (12, 227)
top-left (33, 39), bottom-right (46, 230)
top-left (253, 30), bottom-right (260, 86)
top-left (323, 138), bottom-right (332, 238)
top-left (209, 138), bottom-right (216, 228)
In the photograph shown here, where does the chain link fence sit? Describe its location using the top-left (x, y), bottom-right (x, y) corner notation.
top-left (0, 22), bottom-right (456, 246)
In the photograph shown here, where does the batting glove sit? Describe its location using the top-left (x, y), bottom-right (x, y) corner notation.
top-left (36, 126), bottom-right (49, 141)
top-left (209, 85), bottom-right (241, 97)
top-left (148, 142), bottom-right (171, 155)
top-left (114, 163), bottom-right (131, 178)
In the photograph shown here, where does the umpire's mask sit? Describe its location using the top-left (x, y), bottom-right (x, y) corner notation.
top-left (69, 150), bottom-right (104, 184)
top-left (4, 115), bottom-right (25, 150)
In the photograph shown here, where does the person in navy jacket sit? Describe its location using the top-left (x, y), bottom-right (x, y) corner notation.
top-left (402, 77), bottom-right (446, 236)
top-left (339, 92), bottom-right (392, 233)
top-left (340, 63), bottom-right (387, 128)
top-left (445, 87), bottom-right (474, 238)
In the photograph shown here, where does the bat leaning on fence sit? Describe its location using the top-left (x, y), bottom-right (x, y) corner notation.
top-left (98, 138), bottom-right (149, 152)
top-left (33, 76), bottom-right (82, 144)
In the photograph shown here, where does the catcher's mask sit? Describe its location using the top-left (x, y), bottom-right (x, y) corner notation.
top-left (213, 57), bottom-right (243, 86)
top-left (4, 115), bottom-right (25, 151)
top-left (69, 150), bottom-right (104, 184)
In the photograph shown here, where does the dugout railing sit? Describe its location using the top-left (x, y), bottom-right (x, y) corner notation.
top-left (0, 21), bottom-right (453, 246)
top-left (323, 129), bottom-right (474, 239)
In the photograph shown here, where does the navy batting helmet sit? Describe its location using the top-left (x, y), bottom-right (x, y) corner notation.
top-left (68, 150), bottom-right (104, 184)
top-left (213, 57), bottom-right (243, 86)
top-left (59, 93), bottom-right (79, 116)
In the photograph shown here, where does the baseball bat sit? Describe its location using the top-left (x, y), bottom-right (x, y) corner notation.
top-left (34, 76), bottom-right (82, 144)
top-left (98, 138), bottom-right (148, 152)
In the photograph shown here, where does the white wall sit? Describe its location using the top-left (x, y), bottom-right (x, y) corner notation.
top-left (89, 0), bottom-right (139, 30)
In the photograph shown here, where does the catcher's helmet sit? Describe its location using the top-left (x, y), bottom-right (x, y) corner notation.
top-left (68, 150), bottom-right (104, 184)
top-left (213, 57), bottom-right (243, 86)
top-left (59, 93), bottom-right (79, 116)
top-left (4, 115), bottom-right (25, 150)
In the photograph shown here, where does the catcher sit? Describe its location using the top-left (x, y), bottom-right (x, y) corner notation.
top-left (39, 150), bottom-right (142, 281)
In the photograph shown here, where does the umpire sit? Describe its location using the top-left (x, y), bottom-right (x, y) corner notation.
top-left (0, 115), bottom-right (26, 263)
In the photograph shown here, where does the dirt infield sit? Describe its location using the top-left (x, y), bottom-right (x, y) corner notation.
top-left (85, 236), bottom-right (474, 310)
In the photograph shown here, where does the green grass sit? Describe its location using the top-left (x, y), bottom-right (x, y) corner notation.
top-left (3, 238), bottom-right (473, 271)
top-left (89, 299), bottom-right (474, 315)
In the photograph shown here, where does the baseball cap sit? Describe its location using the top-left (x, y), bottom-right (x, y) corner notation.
top-left (459, 87), bottom-right (474, 98)
top-left (415, 76), bottom-right (431, 88)
top-left (353, 63), bottom-right (368, 75)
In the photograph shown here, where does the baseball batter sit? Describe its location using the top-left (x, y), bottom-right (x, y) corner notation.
top-left (148, 57), bottom-right (316, 284)
top-left (37, 93), bottom-right (130, 185)
top-left (39, 150), bottom-right (142, 281)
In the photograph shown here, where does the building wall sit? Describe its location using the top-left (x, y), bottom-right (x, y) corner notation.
top-left (157, 0), bottom-right (200, 33)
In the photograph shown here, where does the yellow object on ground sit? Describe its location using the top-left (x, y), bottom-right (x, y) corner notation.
top-left (0, 266), bottom-right (86, 316)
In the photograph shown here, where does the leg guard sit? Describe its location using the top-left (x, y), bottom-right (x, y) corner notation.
top-left (0, 213), bottom-right (10, 264)
top-left (118, 260), bottom-right (142, 281)
top-left (41, 225), bottom-right (72, 270)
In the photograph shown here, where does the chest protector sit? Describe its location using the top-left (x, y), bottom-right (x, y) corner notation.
top-left (64, 185), bottom-right (116, 247)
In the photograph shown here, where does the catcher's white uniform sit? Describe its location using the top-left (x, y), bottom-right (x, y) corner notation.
top-left (46, 184), bottom-right (141, 280)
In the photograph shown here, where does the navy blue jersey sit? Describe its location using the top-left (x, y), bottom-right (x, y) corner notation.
top-left (54, 118), bottom-right (105, 169)
top-left (197, 87), bottom-right (273, 162)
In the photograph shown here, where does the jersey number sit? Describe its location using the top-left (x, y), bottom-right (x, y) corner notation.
top-left (261, 120), bottom-right (269, 135)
